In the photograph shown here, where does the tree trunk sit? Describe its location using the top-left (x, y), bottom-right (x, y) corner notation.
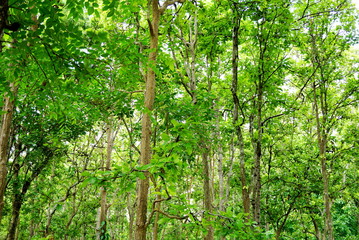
top-left (218, 143), bottom-right (224, 212)
top-left (313, 82), bottom-right (333, 240)
top-left (309, 23), bottom-right (333, 239)
top-left (7, 177), bottom-right (31, 240)
top-left (134, 1), bottom-right (184, 238)
top-left (230, 6), bottom-right (251, 220)
top-left (251, 118), bottom-right (262, 225)
top-left (97, 120), bottom-right (114, 240)
top-left (0, 82), bottom-right (18, 223)
top-left (135, 0), bottom-right (184, 240)
top-left (135, 1), bottom-right (160, 239)
top-left (7, 194), bottom-right (22, 240)
top-left (152, 193), bottom-right (161, 240)
top-left (250, 49), bottom-right (264, 227)
top-left (127, 193), bottom-right (135, 240)
top-left (202, 151), bottom-right (213, 240)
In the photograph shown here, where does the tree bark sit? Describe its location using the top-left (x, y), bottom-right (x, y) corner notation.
top-left (202, 151), bottom-right (214, 240)
top-left (127, 193), bottom-right (135, 240)
top-left (135, 1), bottom-right (185, 239)
top-left (97, 120), bottom-right (114, 240)
top-left (0, 82), bottom-right (18, 223)
top-left (135, 1), bottom-right (161, 239)
top-left (309, 23), bottom-right (333, 240)
top-left (250, 30), bottom-right (265, 227)
top-left (7, 179), bottom-right (31, 240)
top-left (313, 82), bottom-right (333, 240)
top-left (152, 193), bottom-right (161, 240)
top-left (230, 6), bottom-right (251, 220)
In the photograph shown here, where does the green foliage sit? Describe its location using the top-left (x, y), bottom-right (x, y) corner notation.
top-left (0, 0), bottom-right (358, 239)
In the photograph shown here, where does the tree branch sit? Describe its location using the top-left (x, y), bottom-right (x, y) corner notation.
top-left (160, 0), bottom-right (186, 14)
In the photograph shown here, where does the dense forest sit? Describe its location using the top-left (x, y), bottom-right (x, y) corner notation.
top-left (0, 0), bottom-right (358, 239)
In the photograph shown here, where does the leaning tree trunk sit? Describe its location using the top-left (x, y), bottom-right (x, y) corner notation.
top-left (0, 1), bottom-right (17, 220)
top-left (0, 82), bottom-right (18, 223)
top-left (6, 163), bottom-right (22, 240)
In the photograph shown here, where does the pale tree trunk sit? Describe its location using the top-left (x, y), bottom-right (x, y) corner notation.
top-left (177, 9), bottom-right (215, 239)
top-left (97, 120), bottom-right (114, 240)
top-left (217, 142), bottom-right (224, 213)
top-left (152, 192), bottom-right (161, 240)
top-left (226, 138), bottom-right (235, 206)
top-left (127, 193), bottom-right (135, 240)
top-left (230, 6), bottom-right (251, 220)
top-left (174, 9), bottom-right (198, 104)
top-left (0, 82), bottom-right (18, 223)
top-left (217, 143), bottom-right (225, 240)
top-left (135, 1), bottom-right (185, 239)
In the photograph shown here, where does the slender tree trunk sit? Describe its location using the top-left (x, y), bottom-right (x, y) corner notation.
top-left (6, 163), bottom-right (20, 240)
top-left (202, 151), bottom-right (213, 240)
top-left (135, 1), bottom-right (160, 239)
top-left (230, 6), bottom-right (251, 220)
top-left (8, 152), bottom-right (53, 239)
top-left (218, 147), bottom-right (225, 240)
top-left (7, 178), bottom-right (31, 240)
top-left (7, 195), bottom-right (22, 240)
top-left (251, 101), bottom-right (262, 225)
top-left (127, 193), bottom-right (135, 240)
top-left (0, 82), bottom-right (18, 223)
top-left (218, 144), bottom-right (224, 212)
top-left (250, 47), bottom-right (264, 227)
top-left (313, 82), bottom-right (333, 240)
top-left (311, 214), bottom-right (321, 240)
top-left (135, 2), bottom-right (184, 239)
top-left (309, 23), bottom-right (333, 239)
top-left (45, 205), bottom-right (57, 236)
top-left (152, 193), bottom-right (161, 240)
top-left (97, 120), bottom-right (114, 240)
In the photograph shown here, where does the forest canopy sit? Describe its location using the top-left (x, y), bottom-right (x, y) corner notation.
top-left (0, 0), bottom-right (358, 239)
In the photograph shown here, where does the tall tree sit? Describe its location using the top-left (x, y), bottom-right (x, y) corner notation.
top-left (295, 1), bottom-right (358, 238)
top-left (230, 1), bottom-right (251, 220)
top-left (135, 1), bottom-right (185, 239)
top-left (0, 0), bottom-right (18, 223)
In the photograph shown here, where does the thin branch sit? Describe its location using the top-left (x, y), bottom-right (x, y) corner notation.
top-left (154, 209), bottom-right (188, 220)
top-left (261, 113), bottom-right (285, 126)
top-left (120, 117), bottom-right (141, 155)
top-left (160, 0), bottom-right (186, 14)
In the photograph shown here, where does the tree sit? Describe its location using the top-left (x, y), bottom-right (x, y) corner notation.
top-left (294, 1), bottom-right (358, 238)
top-left (135, 1), bottom-right (185, 239)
